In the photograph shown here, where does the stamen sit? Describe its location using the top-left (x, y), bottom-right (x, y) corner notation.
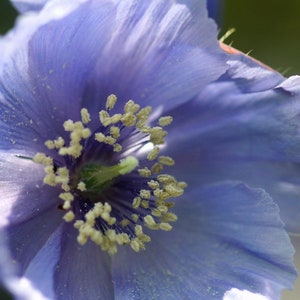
top-left (106, 94), bottom-right (117, 110)
top-left (33, 94), bottom-right (186, 255)
top-left (81, 108), bottom-right (91, 124)
top-left (158, 116), bottom-right (173, 127)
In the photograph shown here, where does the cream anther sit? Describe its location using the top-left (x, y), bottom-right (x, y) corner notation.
top-left (106, 94), bottom-right (117, 110)
top-left (81, 108), bottom-right (91, 124)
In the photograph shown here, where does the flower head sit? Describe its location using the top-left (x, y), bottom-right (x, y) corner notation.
top-left (0, 0), bottom-right (297, 299)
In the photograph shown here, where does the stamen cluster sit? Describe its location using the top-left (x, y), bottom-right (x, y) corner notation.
top-left (33, 95), bottom-right (186, 254)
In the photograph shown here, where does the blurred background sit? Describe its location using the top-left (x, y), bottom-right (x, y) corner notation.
top-left (0, 0), bottom-right (299, 299)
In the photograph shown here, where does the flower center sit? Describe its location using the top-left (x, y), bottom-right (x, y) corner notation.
top-left (78, 156), bottom-right (139, 197)
top-left (33, 95), bottom-right (186, 255)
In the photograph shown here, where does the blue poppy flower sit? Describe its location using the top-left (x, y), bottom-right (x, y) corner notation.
top-left (0, 1), bottom-right (297, 299)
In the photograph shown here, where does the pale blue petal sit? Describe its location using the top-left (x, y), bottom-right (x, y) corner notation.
top-left (5, 205), bottom-right (62, 276)
top-left (0, 0), bottom-right (92, 153)
top-left (0, 0), bottom-right (114, 151)
top-left (0, 153), bottom-right (60, 226)
top-left (1, 0), bottom-right (226, 153)
top-left (23, 226), bottom-right (63, 300)
top-left (11, 0), bottom-right (47, 13)
top-left (163, 56), bottom-right (300, 234)
top-left (112, 183), bottom-right (296, 300)
top-left (54, 223), bottom-right (114, 300)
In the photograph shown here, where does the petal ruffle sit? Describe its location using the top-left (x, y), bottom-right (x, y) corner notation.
top-left (11, 0), bottom-right (47, 13)
top-left (164, 54), bottom-right (300, 233)
top-left (112, 183), bottom-right (296, 300)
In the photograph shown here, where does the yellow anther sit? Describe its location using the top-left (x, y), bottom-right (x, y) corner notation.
top-left (54, 137), bottom-right (65, 148)
top-left (159, 222), bottom-right (172, 231)
top-left (109, 113), bottom-right (122, 124)
top-left (132, 214), bottom-right (139, 222)
top-left (77, 181), bottom-right (86, 191)
top-left (63, 201), bottom-right (71, 210)
top-left (112, 143), bottom-right (121, 152)
top-left (141, 200), bottom-right (149, 209)
top-left (120, 219), bottom-right (130, 227)
top-left (106, 94), bottom-right (117, 110)
top-left (150, 127), bottom-right (167, 145)
top-left (63, 120), bottom-right (75, 131)
top-left (130, 239), bottom-right (140, 252)
top-left (110, 126), bottom-right (120, 138)
top-left (63, 211), bottom-right (75, 222)
top-left (140, 189), bottom-right (151, 199)
top-left (132, 197), bottom-right (141, 209)
top-left (99, 110), bottom-right (111, 127)
top-left (144, 215), bottom-right (156, 227)
top-left (138, 167), bottom-right (151, 177)
top-left (121, 113), bottom-right (136, 127)
top-left (124, 100), bottom-right (140, 114)
top-left (33, 97), bottom-right (183, 255)
top-left (33, 153), bottom-right (53, 165)
top-left (158, 116), bottom-right (173, 127)
top-left (95, 132), bottom-right (105, 142)
top-left (158, 156), bottom-right (175, 166)
top-left (45, 140), bottom-right (55, 149)
top-left (157, 174), bottom-right (176, 184)
top-left (136, 106), bottom-right (152, 120)
top-left (81, 108), bottom-right (91, 124)
top-left (59, 192), bottom-right (74, 201)
top-left (147, 146), bottom-right (160, 161)
top-left (151, 162), bottom-right (163, 174)
top-left (147, 180), bottom-right (159, 189)
top-left (165, 183), bottom-right (184, 197)
top-left (162, 212), bottom-right (178, 222)
top-left (81, 128), bottom-right (92, 139)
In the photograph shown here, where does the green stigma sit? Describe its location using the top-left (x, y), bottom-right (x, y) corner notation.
top-left (78, 156), bottom-right (139, 195)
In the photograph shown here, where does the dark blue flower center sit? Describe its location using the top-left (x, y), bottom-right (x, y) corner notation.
top-left (33, 95), bottom-right (185, 254)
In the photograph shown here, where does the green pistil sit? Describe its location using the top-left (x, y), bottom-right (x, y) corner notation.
top-left (78, 156), bottom-right (139, 195)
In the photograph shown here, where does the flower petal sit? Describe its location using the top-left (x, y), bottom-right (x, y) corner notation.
top-left (0, 152), bottom-right (60, 227)
top-left (164, 55), bottom-right (300, 234)
top-left (86, 0), bottom-right (226, 113)
top-left (53, 223), bottom-right (114, 300)
top-left (5, 204), bottom-right (62, 278)
top-left (112, 183), bottom-right (296, 300)
top-left (0, 0), bottom-right (114, 151)
top-left (1, 0), bottom-right (227, 152)
top-left (221, 49), bottom-right (284, 92)
top-left (11, 0), bottom-right (47, 13)
top-left (23, 226), bottom-right (63, 299)
top-left (223, 288), bottom-right (269, 300)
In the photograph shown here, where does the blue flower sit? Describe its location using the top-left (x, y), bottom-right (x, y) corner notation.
top-left (0, 1), bottom-right (297, 299)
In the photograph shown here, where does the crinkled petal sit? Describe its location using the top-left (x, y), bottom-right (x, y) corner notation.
top-left (112, 183), bottom-right (296, 300)
top-left (11, 0), bottom-right (48, 13)
top-left (53, 223), bottom-right (114, 300)
top-left (164, 55), bottom-right (300, 233)
top-left (0, 0), bottom-right (113, 151)
top-left (220, 45), bottom-right (285, 92)
top-left (1, 0), bottom-right (227, 152)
